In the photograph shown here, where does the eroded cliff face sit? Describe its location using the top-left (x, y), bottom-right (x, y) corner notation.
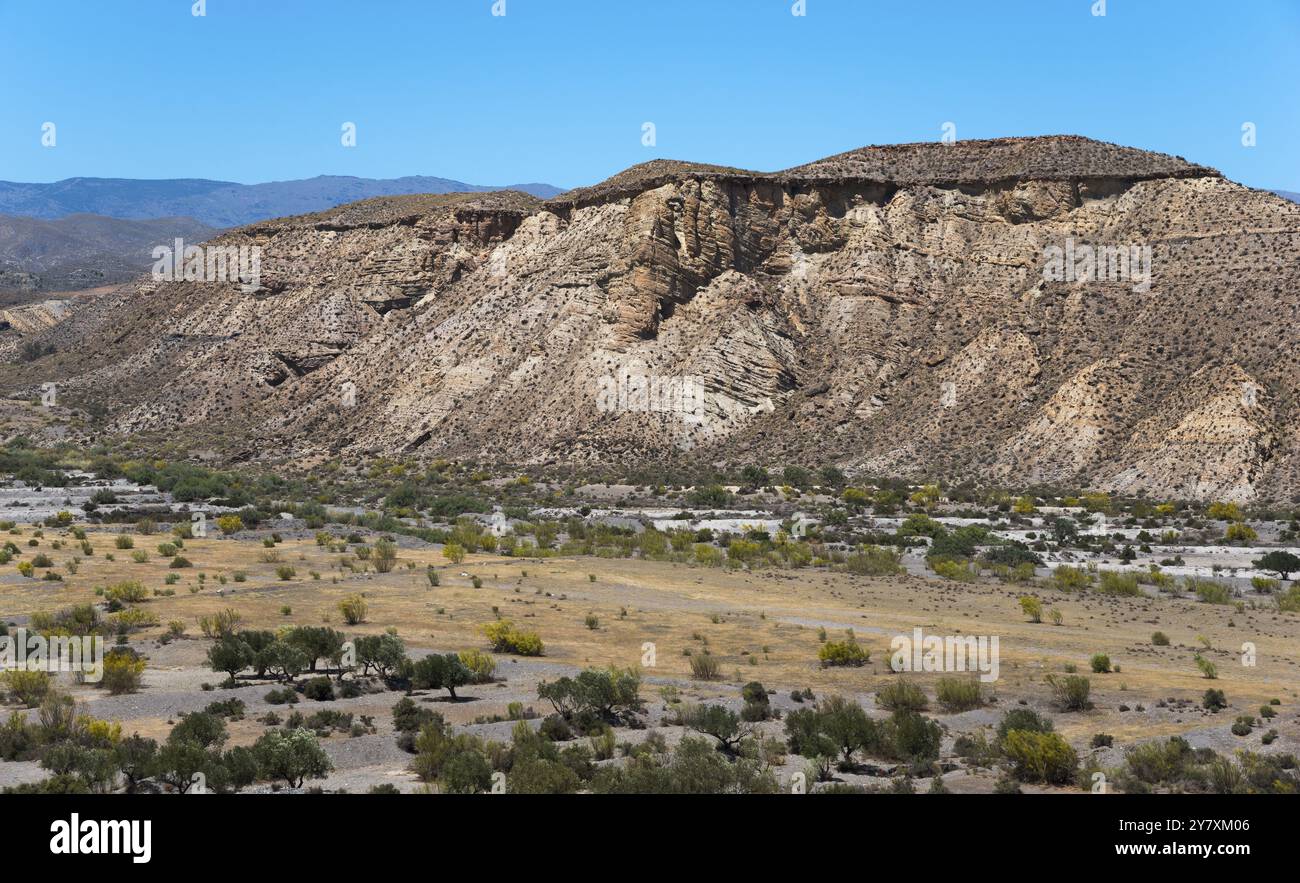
top-left (6, 137), bottom-right (1299, 502)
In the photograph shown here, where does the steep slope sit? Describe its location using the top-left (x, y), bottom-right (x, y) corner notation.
top-left (5, 136), bottom-right (1299, 502)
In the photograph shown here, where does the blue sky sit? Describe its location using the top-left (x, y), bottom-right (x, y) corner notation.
top-left (2, 0), bottom-right (1297, 190)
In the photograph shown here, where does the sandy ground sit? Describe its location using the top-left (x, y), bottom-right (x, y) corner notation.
top-left (2, 522), bottom-right (1298, 792)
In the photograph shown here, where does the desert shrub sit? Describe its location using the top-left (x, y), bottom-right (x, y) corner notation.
top-left (110, 608), bottom-right (159, 630)
top-left (935, 677), bottom-right (985, 712)
top-left (169, 556), bottom-right (192, 569)
top-left (100, 649), bottom-right (146, 695)
top-left (930, 558), bottom-right (979, 582)
top-left (337, 594), bottom-right (367, 625)
top-left (441, 743), bottom-right (495, 793)
top-left (1003, 730), bottom-right (1078, 784)
top-left (590, 735), bottom-right (778, 794)
top-left (875, 679), bottom-right (928, 711)
top-left (204, 698), bottom-right (246, 720)
top-left (216, 515), bottom-right (244, 535)
top-left (539, 714), bottom-right (573, 742)
top-left (391, 698), bottom-right (441, 742)
top-left (114, 535), bottom-right (134, 550)
top-left (0, 670), bottom-right (52, 707)
top-left (818, 639), bottom-right (868, 667)
top-left (1121, 737), bottom-right (1195, 789)
top-left (1152, 631), bottom-right (1170, 646)
top-left (105, 580), bottom-right (148, 604)
top-left (1046, 674), bottom-right (1092, 711)
top-left (688, 652), bottom-right (720, 680)
top-left (844, 545), bottom-right (902, 576)
top-left (879, 709), bottom-right (942, 766)
top-left (1097, 571), bottom-right (1141, 596)
top-left (1019, 594), bottom-right (1044, 623)
top-left (372, 539), bottom-right (398, 573)
top-left (1193, 580), bottom-right (1232, 605)
top-left (457, 648), bottom-right (497, 684)
top-left (1194, 654), bottom-right (1218, 680)
top-left (1050, 565), bottom-right (1091, 591)
top-left (1089, 653), bottom-right (1112, 674)
top-left (480, 620), bottom-right (543, 656)
top-left (303, 676), bottom-right (335, 701)
top-left (276, 565), bottom-right (296, 581)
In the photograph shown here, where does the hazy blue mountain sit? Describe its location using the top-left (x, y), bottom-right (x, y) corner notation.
top-left (0, 175), bottom-right (566, 228)
top-left (1273, 190), bottom-right (1300, 203)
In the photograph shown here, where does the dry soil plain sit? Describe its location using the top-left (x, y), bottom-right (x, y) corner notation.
top-left (3, 519), bottom-right (1297, 793)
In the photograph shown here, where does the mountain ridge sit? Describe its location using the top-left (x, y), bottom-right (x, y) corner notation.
top-left (0, 174), bottom-right (565, 228)
top-left (4, 135), bottom-right (1298, 503)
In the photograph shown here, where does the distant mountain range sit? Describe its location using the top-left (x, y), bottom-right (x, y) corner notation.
top-left (0, 212), bottom-right (218, 296)
top-left (0, 175), bottom-right (566, 228)
top-left (1274, 190), bottom-right (1300, 204)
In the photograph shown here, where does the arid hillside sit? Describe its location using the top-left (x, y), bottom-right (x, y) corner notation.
top-left (4, 136), bottom-right (1299, 502)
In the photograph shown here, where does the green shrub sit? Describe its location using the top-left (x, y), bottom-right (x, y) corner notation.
top-left (480, 620), bottom-right (543, 656)
top-left (875, 679), bottom-right (928, 711)
top-left (1046, 674), bottom-right (1092, 711)
top-left (303, 677), bottom-right (334, 701)
top-left (935, 677), bottom-right (985, 712)
top-left (688, 653), bottom-right (720, 680)
top-left (1097, 571), bottom-right (1141, 596)
top-left (1003, 730), bottom-right (1078, 784)
top-left (818, 639), bottom-right (868, 668)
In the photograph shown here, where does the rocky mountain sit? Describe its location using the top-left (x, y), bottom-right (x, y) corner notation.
top-left (1274, 190), bottom-right (1300, 204)
top-left (4, 136), bottom-right (1298, 503)
top-left (0, 175), bottom-right (565, 228)
top-left (0, 212), bottom-right (218, 294)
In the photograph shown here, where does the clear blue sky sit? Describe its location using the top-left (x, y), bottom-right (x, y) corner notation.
top-left (2, 0), bottom-right (1297, 190)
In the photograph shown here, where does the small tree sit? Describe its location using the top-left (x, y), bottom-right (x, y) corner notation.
top-left (253, 727), bottom-right (333, 788)
top-left (819, 695), bottom-right (877, 765)
top-left (1254, 551), bottom-right (1300, 582)
top-left (354, 633), bottom-right (407, 679)
top-left (206, 636), bottom-right (251, 680)
top-left (684, 704), bottom-right (750, 754)
top-left (412, 653), bottom-right (472, 700)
